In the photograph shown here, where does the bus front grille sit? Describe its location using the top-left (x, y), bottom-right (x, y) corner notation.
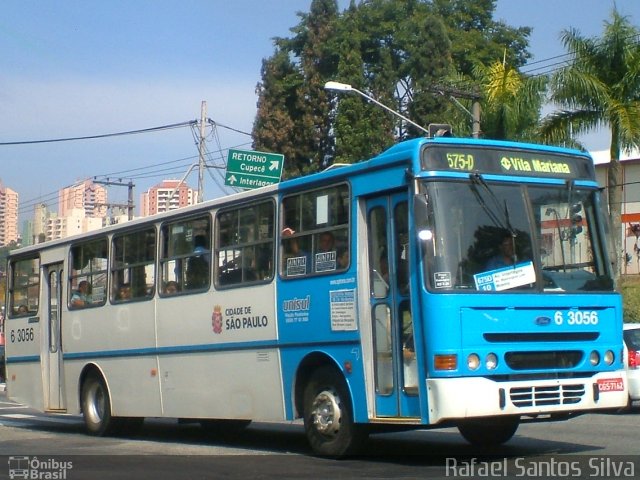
top-left (505, 351), bottom-right (583, 369)
top-left (509, 384), bottom-right (585, 407)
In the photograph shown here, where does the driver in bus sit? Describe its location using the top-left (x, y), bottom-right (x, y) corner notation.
top-left (486, 232), bottom-right (515, 270)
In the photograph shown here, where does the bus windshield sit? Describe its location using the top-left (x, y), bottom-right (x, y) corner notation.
top-left (418, 180), bottom-right (613, 293)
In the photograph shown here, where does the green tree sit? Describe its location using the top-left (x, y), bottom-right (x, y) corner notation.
top-left (473, 59), bottom-right (546, 141)
top-left (253, 0), bottom-right (533, 172)
top-left (432, 0), bottom-right (532, 73)
top-left (356, 0), bottom-right (452, 138)
top-left (539, 9), bottom-right (640, 280)
top-left (253, 0), bottom-right (339, 178)
top-left (431, 0), bottom-right (534, 138)
top-left (331, 2), bottom-right (394, 163)
top-left (252, 49), bottom-right (303, 178)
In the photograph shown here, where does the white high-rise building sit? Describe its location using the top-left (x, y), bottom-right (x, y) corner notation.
top-left (0, 181), bottom-right (18, 247)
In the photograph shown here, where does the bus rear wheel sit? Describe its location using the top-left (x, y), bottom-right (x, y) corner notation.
top-left (303, 366), bottom-right (367, 457)
top-left (457, 416), bottom-right (519, 446)
top-left (81, 372), bottom-right (118, 436)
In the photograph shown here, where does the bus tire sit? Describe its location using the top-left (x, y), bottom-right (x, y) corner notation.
top-left (81, 372), bottom-right (119, 436)
top-left (303, 366), bottom-right (367, 457)
top-left (457, 416), bottom-right (519, 446)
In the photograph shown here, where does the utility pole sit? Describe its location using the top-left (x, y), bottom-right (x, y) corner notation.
top-left (429, 85), bottom-right (482, 139)
top-left (197, 101), bottom-right (207, 203)
top-left (93, 179), bottom-right (135, 220)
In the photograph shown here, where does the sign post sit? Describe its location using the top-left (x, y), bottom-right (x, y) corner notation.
top-left (225, 149), bottom-right (284, 189)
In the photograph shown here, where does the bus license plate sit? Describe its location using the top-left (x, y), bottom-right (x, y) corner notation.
top-left (597, 378), bottom-right (624, 392)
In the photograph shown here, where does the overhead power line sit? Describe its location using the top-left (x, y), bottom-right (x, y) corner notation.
top-left (0, 121), bottom-right (197, 146)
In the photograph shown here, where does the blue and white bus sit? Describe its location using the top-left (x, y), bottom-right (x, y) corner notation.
top-left (5, 136), bottom-right (628, 456)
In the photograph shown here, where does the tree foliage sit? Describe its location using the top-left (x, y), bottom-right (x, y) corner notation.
top-left (473, 60), bottom-right (546, 141)
top-left (252, 0), bottom-right (533, 177)
top-left (539, 8), bottom-right (640, 281)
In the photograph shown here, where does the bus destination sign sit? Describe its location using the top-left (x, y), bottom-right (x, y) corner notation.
top-left (422, 145), bottom-right (594, 180)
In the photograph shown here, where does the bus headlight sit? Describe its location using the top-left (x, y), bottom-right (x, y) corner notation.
top-left (485, 353), bottom-right (498, 370)
top-left (467, 354), bottom-right (480, 370)
top-left (590, 350), bottom-right (600, 366)
top-left (604, 350), bottom-right (615, 365)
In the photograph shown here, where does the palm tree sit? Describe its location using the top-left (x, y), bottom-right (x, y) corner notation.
top-left (540, 9), bottom-right (640, 281)
top-left (474, 59), bottom-right (546, 141)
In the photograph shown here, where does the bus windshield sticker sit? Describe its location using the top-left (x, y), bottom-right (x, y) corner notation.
top-left (433, 272), bottom-right (452, 289)
top-left (315, 251), bottom-right (337, 273)
top-left (473, 261), bottom-right (536, 291)
top-left (330, 288), bottom-right (357, 331)
top-left (286, 256), bottom-right (308, 276)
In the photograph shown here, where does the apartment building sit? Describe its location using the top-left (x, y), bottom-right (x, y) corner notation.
top-left (0, 182), bottom-right (18, 247)
top-left (59, 180), bottom-right (108, 218)
top-left (140, 180), bottom-right (196, 216)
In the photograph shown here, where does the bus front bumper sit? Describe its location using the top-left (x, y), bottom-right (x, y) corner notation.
top-left (426, 372), bottom-right (628, 424)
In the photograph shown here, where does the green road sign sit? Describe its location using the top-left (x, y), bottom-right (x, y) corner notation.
top-left (225, 148), bottom-right (284, 189)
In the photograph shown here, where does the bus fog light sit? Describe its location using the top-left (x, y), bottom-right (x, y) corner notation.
top-left (604, 350), bottom-right (614, 365)
top-left (467, 354), bottom-right (480, 370)
top-left (485, 353), bottom-right (498, 370)
top-left (590, 350), bottom-right (600, 366)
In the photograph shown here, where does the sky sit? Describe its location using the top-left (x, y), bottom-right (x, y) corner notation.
top-left (1, 0), bottom-right (638, 224)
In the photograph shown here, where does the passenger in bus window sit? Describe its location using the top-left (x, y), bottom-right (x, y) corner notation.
top-left (338, 249), bottom-right (349, 269)
top-left (186, 235), bottom-right (210, 289)
top-left (282, 228), bottom-right (310, 275)
top-left (164, 281), bottom-right (180, 295)
top-left (71, 280), bottom-right (92, 308)
top-left (314, 231), bottom-right (338, 273)
top-left (17, 304), bottom-right (29, 315)
top-left (117, 283), bottom-right (131, 301)
top-left (318, 231), bottom-right (335, 253)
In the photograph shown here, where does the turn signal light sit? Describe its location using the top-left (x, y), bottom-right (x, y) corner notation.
top-left (434, 354), bottom-right (457, 370)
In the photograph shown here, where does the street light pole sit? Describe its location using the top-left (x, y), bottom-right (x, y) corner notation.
top-left (324, 81), bottom-right (429, 135)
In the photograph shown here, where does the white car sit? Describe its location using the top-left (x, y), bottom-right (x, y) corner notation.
top-left (623, 323), bottom-right (640, 407)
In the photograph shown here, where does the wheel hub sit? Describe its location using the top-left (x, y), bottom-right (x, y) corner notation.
top-left (86, 383), bottom-right (105, 424)
top-left (311, 389), bottom-right (342, 437)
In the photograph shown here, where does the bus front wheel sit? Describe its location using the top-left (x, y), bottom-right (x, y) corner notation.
top-left (457, 416), bottom-right (519, 446)
top-left (81, 372), bottom-right (118, 436)
top-left (303, 366), bottom-right (367, 457)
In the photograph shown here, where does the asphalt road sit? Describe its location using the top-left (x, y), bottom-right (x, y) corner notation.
top-left (0, 389), bottom-right (638, 480)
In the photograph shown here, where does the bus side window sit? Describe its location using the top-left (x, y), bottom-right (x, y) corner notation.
top-left (280, 184), bottom-right (350, 278)
top-left (69, 238), bottom-right (108, 308)
top-left (160, 216), bottom-right (211, 295)
top-left (216, 201), bottom-right (274, 286)
top-left (9, 257), bottom-right (40, 316)
top-left (111, 227), bottom-right (156, 302)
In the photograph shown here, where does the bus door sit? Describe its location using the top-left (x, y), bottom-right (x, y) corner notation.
top-left (43, 263), bottom-right (65, 411)
top-left (367, 193), bottom-right (419, 418)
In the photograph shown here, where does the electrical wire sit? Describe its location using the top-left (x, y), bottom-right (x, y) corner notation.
top-left (0, 121), bottom-right (196, 146)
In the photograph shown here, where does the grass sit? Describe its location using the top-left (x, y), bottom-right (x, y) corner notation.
top-left (621, 276), bottom-right (640, 323)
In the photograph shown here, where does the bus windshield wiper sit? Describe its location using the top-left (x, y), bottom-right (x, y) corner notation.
top-left (469, 173), bottom-right (517, 237)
